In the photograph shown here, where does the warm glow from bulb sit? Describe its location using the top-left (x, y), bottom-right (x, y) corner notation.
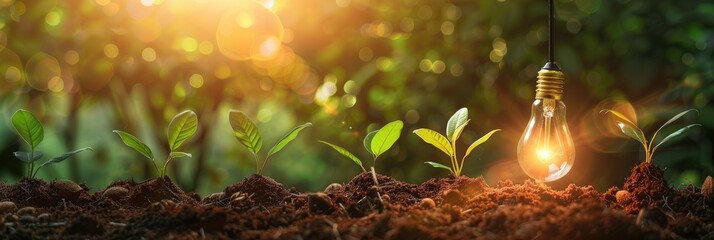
top-left (536, 149), bottom-right (554, 162)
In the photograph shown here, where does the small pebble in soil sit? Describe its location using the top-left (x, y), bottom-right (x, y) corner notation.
top-left (53, 179), bottom-right (84, 201)
top-left (37, 213), bottom-right (51, 221)
top-left (231, 192), bottom-right (248, 202)
top-left (4, 214), bottom-right (19, 223)
top-left (150, 199), bottom-right (178, 211)
top-left (381, 194), bottom-right (390, 203)
top-left (17, 207), bottom-right (36, 216)
top-left (103, 186), bottom-right (129, 200)
top-left (702, 176), bottom-right (713, 199)
top-left (0, 201), bottom-right (17, 214)
top-left (307, 193), bottom-right (334, 214)
top-left (19, 215), bottom-right (37, 223)
top-left (204, 192), bottom-right (225, 202)
top-left (419, 198), bottom-right (435, 209)
top-left (615, 190), bottom-right (630, 204)
top-left (53, 179), bottom-right (83, 192)
top-left (324, 183), bottom-right (343, 193)
top-left (636, 207), bottom-right (668, 228)
top-left (441, 189), bottom-right (467, 205)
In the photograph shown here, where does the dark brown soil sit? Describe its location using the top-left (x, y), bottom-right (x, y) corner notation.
top-left (0, 163), bottom-right (712, 239)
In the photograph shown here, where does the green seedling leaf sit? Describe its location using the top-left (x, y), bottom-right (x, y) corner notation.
top-left (319, 141), bottom-right (365, 171)
top-left (601, 109), bottom-right (638, 128)
top-left (169, 151), bottom-right (193, 158)
top-left (451, 120), bottom-right (471, 144)
top-left (652, 109), bottom-right (698, 145)
top-left (267, 123), bottom-right (312, 158)
top-left (413, 128), bottom-right (453, 156)
top-left (370, 120), bottom-right (403, 157)
top-left (363, 130), bottom-right (378, 155)
top-left (167, 110), bottom-right (198, 151)
top-left (11, 109), bottom-right (44, 150)
top-left (652, 124), bottom-right (701, 153)
top-left (13, 151), bottom-right (43, 163)
top-left (229, 110), bottom-right (263, 154)
top-left (446, 108), bottom-right (468, 140)
top-left (38, 147), bottom-right (93, 170)
top-left (425, 161), bottom-right (453, 173)
top-left (464, 129), bottom-right (501, 159)
top-left (113, 130), bottom-right (154, 160)
top-left (616, 122), bottom-right (646, 146)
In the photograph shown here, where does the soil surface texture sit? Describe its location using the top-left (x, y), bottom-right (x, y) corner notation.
top-left (0, 163), bottom-right (712, 239)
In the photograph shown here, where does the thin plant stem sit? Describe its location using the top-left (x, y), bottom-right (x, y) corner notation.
top-left (149, 158), bottom-right (160, 177)
top-left (259, 155), bottom-right (272, 175)
top-left (161, 156), bottom-right (172, 177)
top-left (28, 150), bottom-right (34, 178)
top-left (253, 153), bottom-right (261, 174)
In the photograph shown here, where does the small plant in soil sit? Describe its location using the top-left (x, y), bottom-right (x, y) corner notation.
top-left (319, 120), bottom-right (403, 172)
top-left (113, 110), bottom-right (198, 177)
top-left (413, 107), bottom-right (500, 176)
top-left (601, 108), bottom-right (700, 163)
top-left (229, 110), bottom-right (312, 175)
top-left (11, 109), bottom-right (93, 178)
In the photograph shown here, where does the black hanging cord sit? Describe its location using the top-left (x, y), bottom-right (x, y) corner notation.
top-left (548, 0), bottom-right (554, 63)
top-left (543, 0), bottom-right (559, 70)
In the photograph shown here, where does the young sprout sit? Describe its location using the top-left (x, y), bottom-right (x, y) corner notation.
top-left (113, 110), bottom-right (198, 177)
top-left (413, 108), bottom-right (500, 177)
top-left (229, 110), bottom-right (312, 175)
top-left (319, 120), bottom-right (403, 172)
top-left (601, 108), bottom-right (700, 163)
top-left (11, 109), bottom-right (93, 178)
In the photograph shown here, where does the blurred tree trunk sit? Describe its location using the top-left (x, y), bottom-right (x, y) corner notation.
top-left (65, 93), bottom-right (82, 180)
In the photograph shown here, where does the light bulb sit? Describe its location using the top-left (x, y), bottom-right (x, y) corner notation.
top-left (517, 64), bottom-right (575, 182)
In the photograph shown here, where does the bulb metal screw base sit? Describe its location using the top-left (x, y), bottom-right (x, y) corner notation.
top-left (535, 63), bottom-right (565, 100)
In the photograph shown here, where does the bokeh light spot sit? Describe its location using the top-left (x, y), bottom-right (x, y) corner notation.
top-left (358, 47), bottom-right (373, 62)
top-left (236, 13), bottom-right (254, 28)
top-left (199, 41), bottom-right (214, 55)
top-left (450, 63), bottom-right (464, 76)
top-left (252, 36), bottom-right (280, 59)
top-left (104, 44), bottom-right (119, 58)
top-left (142, 48), bottom-right (157, 62)
top-left (216, 0), bottom-right (284, 60)
top-left (343, 80), bottom-right (356, 94)
top-left (140, 0), bottom-right (155, 7)
top-left (419, 59), bottom-right (432, 72)
top-left (64, 50), bottom-right (79, 65)
top-left (45, 10), bottom-right (63, 27)
top-left (341, 94), bottom-right (357, 108)
top-left (257, 108), bottom-right (273, 122)
top-left (47, 76), bottom-right (64, 93)
top-left (181, 37), bottom-right (198, 52)
top-left (26, 52), bottom-right (61, 92)
top-left (432, 60), bottom-right (446, 74)
top-left (214, 63), bottom-right (232, 79)
top-left (405, 110), bottom-right (420, 124)
top-left (0, 49), bottom-right (24, 90)
top-left (441, 21), bottom-right (455, 35)
top-left (189, 74), bottom-right (204, 88)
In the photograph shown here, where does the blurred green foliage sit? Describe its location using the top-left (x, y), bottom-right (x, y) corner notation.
top-left (1, 0), bottom-right (712, 194)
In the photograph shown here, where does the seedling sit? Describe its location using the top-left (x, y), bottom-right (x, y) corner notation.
top-left (601, 108), bottom-right (700, 163)
top-left (413, 108), bottom-right (500, 177)
top-left (113, 110), bottom-right (198, 177)
top-left (10, 109), bottom-right (93, 178)
top-left (229, 110), bottom-right (312, 175)
top-left (319, 120), bottom-right (403, 172)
